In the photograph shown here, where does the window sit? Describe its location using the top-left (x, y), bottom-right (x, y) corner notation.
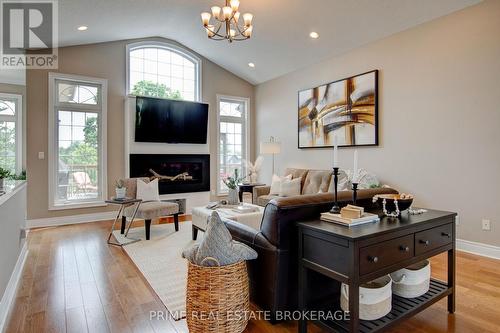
top-left (127, 42), bottom-right (201, 101)
top-left (217, 95), bottom-right (249, 195)
top-left (48, 73), bottom-right (107, 209)
top-left (0, 93), bottom-right (22, 174)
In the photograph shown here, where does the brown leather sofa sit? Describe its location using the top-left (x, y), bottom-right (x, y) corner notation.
top-left (225, 187), bottom-right (398, 321)
top-left (253, 168), bottom-right (348, 207)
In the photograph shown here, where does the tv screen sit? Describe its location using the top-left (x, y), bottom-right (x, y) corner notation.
top-left (135, 96), bottom-right (209, 144)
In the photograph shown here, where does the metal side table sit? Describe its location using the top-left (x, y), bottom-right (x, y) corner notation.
top-left (106, 198), bottom-right (142, 246)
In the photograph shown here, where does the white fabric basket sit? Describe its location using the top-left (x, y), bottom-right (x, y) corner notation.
top-left (340, 275), bottom-right (392, 321)
top-left (390, 260), bottom-right (431, 298)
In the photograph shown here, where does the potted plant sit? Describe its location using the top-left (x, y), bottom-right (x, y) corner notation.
top-left (115, 179), bottom-right (127, 199)
top-left (223, 169), bottom-right (243, 205)
top-left (0, 167), bottom-right (10, 189)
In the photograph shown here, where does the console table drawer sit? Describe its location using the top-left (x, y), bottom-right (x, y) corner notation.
top-left (360, 235), bottom-right (414, 275)
top-left (415, 223), bottom-right (453, 255)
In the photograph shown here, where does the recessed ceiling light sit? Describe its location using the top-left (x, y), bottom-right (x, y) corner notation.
top-left (248, 62), bottom-right (255, 68)
top-left (77, 26), bottom-right (88, 31)
top-left (309, 31), bottom-right (319, 39)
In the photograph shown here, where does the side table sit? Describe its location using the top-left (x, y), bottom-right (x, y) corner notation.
top-left (106, 198), bottom-right (142, 246)
top-left (238, 183), bottom-right (266, 203)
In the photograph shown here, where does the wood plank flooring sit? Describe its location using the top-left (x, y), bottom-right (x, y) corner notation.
top-left (5, 219), bottom-right (500, 333)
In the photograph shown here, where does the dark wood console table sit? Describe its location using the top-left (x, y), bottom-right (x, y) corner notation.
top-left (298, 209), bottom-right (456, 333)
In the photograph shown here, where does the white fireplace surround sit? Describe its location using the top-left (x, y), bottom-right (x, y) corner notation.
top-left (124, 97), bottom-right (210, 213)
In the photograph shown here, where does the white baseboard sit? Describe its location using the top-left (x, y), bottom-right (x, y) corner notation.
top-left (26, 211), bottom-right (116, 229)
top-left (0, 243), bottom-right (28, 333)
top-left (457, 239), bottom-right (500, 260)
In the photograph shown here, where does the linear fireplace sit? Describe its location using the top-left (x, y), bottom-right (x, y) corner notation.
top-left (129, 154), bottom-right (210, 194)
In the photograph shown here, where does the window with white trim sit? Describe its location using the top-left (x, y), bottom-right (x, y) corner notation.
top-left (217, 96), bottom-right (249, 195)
top-left (0, 93), bottom-right (22, 174)
top-left (127, 42), bottom-right (201, 101)
top-left (48, 73), bottom-right (107, 209)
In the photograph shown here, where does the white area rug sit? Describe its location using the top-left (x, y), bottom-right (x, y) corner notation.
top-left (112, 222), bottom-right (201, 320)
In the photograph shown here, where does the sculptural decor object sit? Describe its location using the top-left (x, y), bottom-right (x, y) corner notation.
top-left (373, 193), bottom-right (414, 217)
top-left (298, 70), bottom-right (378, 148)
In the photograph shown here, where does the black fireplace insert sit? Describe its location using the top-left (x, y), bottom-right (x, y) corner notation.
top-left (129, 154), bottom-right (210, 194)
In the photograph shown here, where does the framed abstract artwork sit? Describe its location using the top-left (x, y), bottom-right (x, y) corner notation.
top-left (298, 70), bottom-right (378, 148)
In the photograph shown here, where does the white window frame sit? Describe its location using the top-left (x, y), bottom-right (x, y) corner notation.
top-left (48, 72), bottom-right (108, 210)
top-left (216, 94), bottom-right (250, 195)
top-left (125, 41), bottom-right (202, 101)
top-left (0, 92), bottom-right (22, 174)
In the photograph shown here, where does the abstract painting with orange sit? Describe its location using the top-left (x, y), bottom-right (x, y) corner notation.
top-left (298, 70), bottom-right (378, 148)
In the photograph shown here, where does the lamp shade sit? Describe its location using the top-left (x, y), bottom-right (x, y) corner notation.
top-left (260, 141), bottom-right (281, 154)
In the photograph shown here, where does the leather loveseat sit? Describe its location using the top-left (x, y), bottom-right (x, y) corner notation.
top-left (224, 186), bottom-right (398, 321)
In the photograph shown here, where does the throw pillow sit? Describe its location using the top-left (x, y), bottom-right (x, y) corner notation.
top-left (182, 211), bottom-right (258, 267)
top-left (136, 178), bottom-right (160, 201)
top-left (269, 174), bottom-right (292, 195)
top-left (279, 177), bottom-right (301, 197)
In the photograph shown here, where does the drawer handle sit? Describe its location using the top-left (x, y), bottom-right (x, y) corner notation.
top-left (399, 245), bottom-right (410, 252)
top-left (420, 240), bottom-right (430, 246)
top-left (442, 232), bottom-right (451, 238)
top-left (368, 256), bottom-right (379, 263)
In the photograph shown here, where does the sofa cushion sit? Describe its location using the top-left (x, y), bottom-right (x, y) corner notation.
top-left (327, 169), bottom-right (350, 192)
top-left (302, 170), bottom-right (332, 195)
top-left (257, 194), bottom-right (279, 207)
top-left (279, 178), bottom-right (301, 197)
top-left (121, 177), bottom-right (150, 199)
top-left (284, 168), bottom-right (308, 189)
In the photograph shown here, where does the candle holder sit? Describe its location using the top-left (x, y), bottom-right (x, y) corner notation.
top-left (329, 167), bottom-right (340, 214)
top-left (352, 182), bottom-right (359, 205)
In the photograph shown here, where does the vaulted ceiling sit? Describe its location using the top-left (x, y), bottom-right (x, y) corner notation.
top-left (58, 0), bottom-right (481, 85)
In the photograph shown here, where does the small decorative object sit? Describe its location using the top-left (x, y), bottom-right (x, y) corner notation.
top-left (373, 193), bottom-right (414, 217)
top-left (223, 169), bottom-right (243, 205)
top-left (391, 260), bottom-right (431, 298)
top-left (0, 167), bottom-right (11, 189)
top-left (341, 205), bottom-right (363, 219)
top-left (409, 207), bottom-right (428, 215)
top-left (244, 155), bottom-right (263, 183)
top-left (341, 275), bottom-right (392, 320)
top-left (298, 70), bottom-right (378, 148)
top-left (115, 179), bottom-right (127, 199)
top-left (200, 0), bottom-right (253, 43)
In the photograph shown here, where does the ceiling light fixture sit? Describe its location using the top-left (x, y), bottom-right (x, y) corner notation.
top-left (77, 26), bottom-right (88, 31)
top-left (309, 31), bottom-right (319, 39)
top-left (248, 62), bottom-right (255, 68)
top-left (201, 0), bottom-right (253, 43)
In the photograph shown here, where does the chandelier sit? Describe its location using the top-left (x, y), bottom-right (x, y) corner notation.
top-left (201, 0), bottom-right (253, 42)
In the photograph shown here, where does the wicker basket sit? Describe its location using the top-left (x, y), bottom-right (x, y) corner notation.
top-left (186, 258), bottom-right (250, 333)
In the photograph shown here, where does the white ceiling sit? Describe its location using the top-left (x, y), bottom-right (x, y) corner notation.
top-left (58, 0), bottom-right (481, 85)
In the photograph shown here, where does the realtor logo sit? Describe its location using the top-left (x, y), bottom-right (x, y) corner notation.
top-left (1, 0), bottom-right (58, 69)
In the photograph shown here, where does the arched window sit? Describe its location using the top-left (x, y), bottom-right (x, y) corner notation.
top-left (127, 42), bottom-right (201, 101)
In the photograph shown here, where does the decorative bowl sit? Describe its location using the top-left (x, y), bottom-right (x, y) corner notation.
top-left (373, 194), bottom-right (413, 217)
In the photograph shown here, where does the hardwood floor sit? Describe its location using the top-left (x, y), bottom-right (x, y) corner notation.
top-left (5, 219), bottom-right (500, 333)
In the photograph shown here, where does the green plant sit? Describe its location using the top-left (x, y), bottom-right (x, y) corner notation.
top-left (131, 80), bottom-right (182, 99)
top-left (115, 179), bottom-right (125, 189)
top-left (222, 169), bottom-right (243, 190)
top-left (369, 183), bottom-right (381, 189)
top-left (9, 170), bottom-right (26, 180)
top-left (0, 167), bottom-right (10, 179)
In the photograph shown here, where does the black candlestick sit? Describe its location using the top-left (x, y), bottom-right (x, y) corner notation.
top-left (352, 182), bottom-right (358, 205)
top-left (329, 167), bottom-right (340, 214)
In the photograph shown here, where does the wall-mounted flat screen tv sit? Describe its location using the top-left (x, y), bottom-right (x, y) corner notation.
top-left (135, 96), bottom-right (209, 144)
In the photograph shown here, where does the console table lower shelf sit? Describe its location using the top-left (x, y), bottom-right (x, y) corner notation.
top-left (311, 278), bottom-right (450, 333)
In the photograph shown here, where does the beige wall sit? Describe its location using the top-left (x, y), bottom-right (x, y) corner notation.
top-left (26, 37), bottom-right (254, 220)
top-left (255, 0), bottom-right (500, 246)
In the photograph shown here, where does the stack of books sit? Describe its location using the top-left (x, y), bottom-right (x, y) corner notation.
top-left (321, 205), bottom-right (380, 227)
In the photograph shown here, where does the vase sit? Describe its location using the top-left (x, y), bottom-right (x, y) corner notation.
top-left (115, 187), bottom-right (126, 199)
top-left (227, 188), bottom-right (239, 205)
top-left (250, 173), bottom-right (258, 184)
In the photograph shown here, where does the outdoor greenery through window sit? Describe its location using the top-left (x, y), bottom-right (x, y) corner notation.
top-left (0, 93), bottom-right (22, 174)
top-left (218, 97), bottom-right (248, 194)
top-left (128, 43), bottom-right (200, 101)
top-left (49, 75), bottom-right (107, 208)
